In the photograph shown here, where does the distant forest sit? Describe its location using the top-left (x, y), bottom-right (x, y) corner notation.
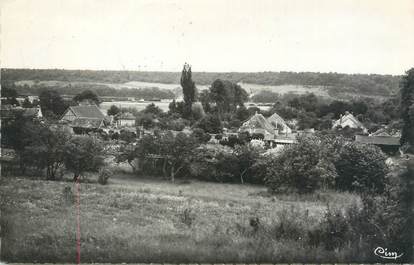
top-left (1, 68), bottom-right (402, 98)
top-left (9, 82), bottom-right (176, 100)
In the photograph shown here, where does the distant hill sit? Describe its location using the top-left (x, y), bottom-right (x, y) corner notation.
top-left (1, 68), bottom-right (402, 99)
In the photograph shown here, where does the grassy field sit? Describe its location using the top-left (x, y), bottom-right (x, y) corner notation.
top-left (0, 171), bottom-right (361, 263)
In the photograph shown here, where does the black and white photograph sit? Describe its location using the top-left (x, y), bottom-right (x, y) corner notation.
top-left (0, 0), bottom-right (413, 263)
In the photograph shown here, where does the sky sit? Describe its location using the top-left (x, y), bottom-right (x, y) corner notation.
top-left (1, 0), bottom-right (414, 75)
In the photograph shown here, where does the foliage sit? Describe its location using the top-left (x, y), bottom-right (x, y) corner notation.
top-left (209, 79), bottom-right (248, 116)
top-left (308, 161), bottom-right (414, 262)
top-left (264, 135), bottom-right (338, 193)
top-left (124, 132), bottom-right (198, 181)
top-left (164, 117), bottom-right (186, 131)
top-left (38, 88), bottom-right (68, 119)
top-left (1, 82), bottom-right (19, 105)
top-left (143, 103), bottom-right (163, 115)
top-left (158, 132), bottom-right (198, 182)
top-left (107, 105), bottom-right (121, 116)
top-left (63, 136), bottom-right (105, 179)
top-left (334, 142), bottom-right (388, 193)
top-left (3, 68), bottom-right (401, 97)
top-left (189, 143), bottom-right (265, 184)
top-left (2, 115), bottom-right (71, 179)
top-left (400, 68), bottom-right (414, 151)
top-left (1, 111), bottom-right (30, 150)
top-left (72, 89), bottom-right (101, 105)
top-left (21, 98), bottom-right (34, 108)
top-left (119, 129), bottom-right (136, 143)
top-left (194, 113), bottom-right (222, 133)
top-left (189, 144), bottom-right (238, 183)
top-left (98, 167), bottom-right (113, 185)
top-left (179, 202), bottom-right (196, 228)
top-left (219, 135), bottom-right (246, 148)
top-left (191, 102), bottom-right (205, 120)
top-left (191, 128), bottom-right (211, 143)
top-left (198, 90), bottom-right (212, 113)
top-left (251, 90), bottom-right (281, 103)
top-left (233, 143), bottom-right (265, 184)
top-left (235, 105), bottom-right (250, 121)
top-left (181, 63), bottom-right (197, 116)
top-left (135, 112), bottom-right (157, 129)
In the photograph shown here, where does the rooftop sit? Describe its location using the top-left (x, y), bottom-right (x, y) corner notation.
top-left (355, 135), bottom-right (400, 146)
top-left (69, 105), bottom-right (105, 120)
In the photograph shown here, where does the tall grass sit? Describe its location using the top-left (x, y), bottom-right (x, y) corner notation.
top-left (0, 176), bottom-right (375, 263)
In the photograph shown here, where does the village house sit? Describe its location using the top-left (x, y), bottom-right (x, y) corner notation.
top-left (267, 112), bottom-right (292, 134)
top-left (22, 107), bottom-right (43, 119)
top-left (332, 111), bottom-right (367, 133)
top-left (239, 112), bottom-right (275, 136)
top-left (1, 105), bottom-right (43, 121)
top-left (355, 134), bottom-right (400, 155)
top-left (369, 126), bottom-right (401, 137)
top-left (60, 105), bottom-right (108, 133)
top-left (239, 112), bottom-right (297, 147)
top-left (115, 112), bottom-right (136, 127)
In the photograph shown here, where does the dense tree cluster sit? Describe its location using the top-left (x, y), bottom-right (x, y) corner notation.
top-left (400, 68), bottom-right (414, 152)
top-left (38, 89), bottom-right (69, 119)
top-left (263, 135), bottom-right (388, 194)
top-left (2, 81), bottom-right (176, 100)
top-left (1, 116), bottom-right (105, 180)
top-left (73, 89), bottom-right (101, 105)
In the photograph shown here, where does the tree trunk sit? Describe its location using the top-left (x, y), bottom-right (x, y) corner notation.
top-left (47, 166), bottom-right (53, 180)
top-left (170, 164), bottom-right (175, 183)
top-left (240, 168), bottom-right (249, 184)
top-left (128, 159), bottom-right (138, 173)
top-left (162, 158), bottom-right (167, 178)
top-left (19, 158), bottom-right (26, 175)
top-left (170, 164), bottom-right (184, 183)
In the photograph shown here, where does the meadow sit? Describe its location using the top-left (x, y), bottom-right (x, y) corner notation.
top-left (0, 168), bottom-right (361, 263)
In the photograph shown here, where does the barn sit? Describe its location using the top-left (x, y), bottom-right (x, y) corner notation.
top-left (60, 105), bottom-right (108, 133)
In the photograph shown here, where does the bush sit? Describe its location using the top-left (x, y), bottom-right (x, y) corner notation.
top-left (64, 136), bottom-right (105, 180)
top-left (219, 135), bottom-right (244, 148)
top-left (270, 207), bottom-right (312, 241)
top-left (98, 168), bottom-right (112, 185)
top-left (251, 133), bottom-right (264, 140)
top-left (335, 142), bottom-right (388, 193)
top-left (194, 114), bottom-right (222, 134)
top-left (179, 207), bottom-right (196, 228)
top-left (265, 135), bottom-right (337, 193)
top-left (191, 128), bottom-right (211, 143)
top-left (308, 161), bottom-right (414, 262)
top-left (189, 144), bottom-right (238, 183)
top-left (191, 102), bottom-right (205, 120)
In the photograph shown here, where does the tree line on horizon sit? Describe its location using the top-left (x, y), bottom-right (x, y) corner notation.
top-left (1, 68), bottom-right (401, 97)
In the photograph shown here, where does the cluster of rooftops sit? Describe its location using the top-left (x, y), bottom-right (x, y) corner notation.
top-left (2, 102), bottom-right (401, 151)
top-left (238, 111), bottom-right (401, 149)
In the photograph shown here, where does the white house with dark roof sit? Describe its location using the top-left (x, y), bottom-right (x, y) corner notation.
top-left (267, 112), bottom-right (292, 134)
top-left (332, 111), bottom-right (367, 133)
top-left (115, 112), bottom-right (136, 127)
top-left (239, 112), bottom-right (275, 136)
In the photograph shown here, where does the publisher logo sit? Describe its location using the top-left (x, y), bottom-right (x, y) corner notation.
top-left (374, 246), bottom-right (404, 260)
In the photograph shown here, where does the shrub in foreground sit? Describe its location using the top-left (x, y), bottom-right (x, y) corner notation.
top-left (98, 167), bottom-right (113, 185)
top-left (64, 136), bottom-right (105, 180)
top-left (335, 142), bottom-right (388, 193)
top-left (265, 136), bottom-right (337, 193)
